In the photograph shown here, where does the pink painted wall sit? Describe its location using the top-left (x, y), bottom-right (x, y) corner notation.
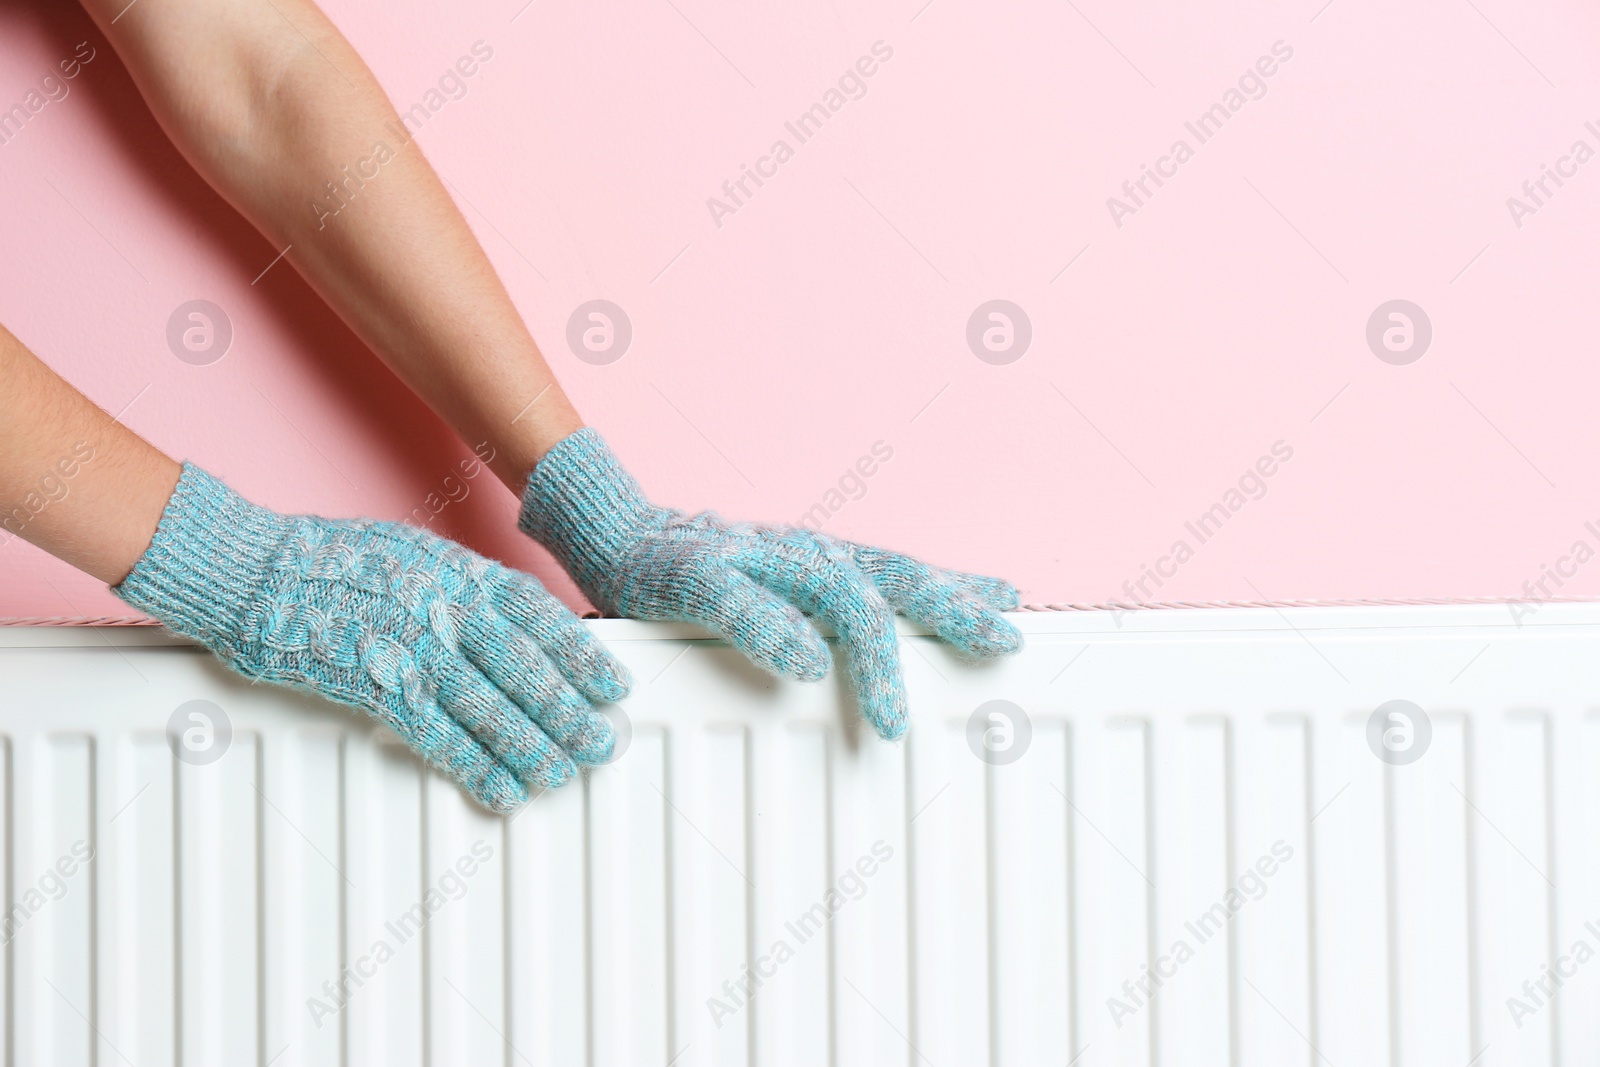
top-left (3, 0), bottom-right (1600, 620)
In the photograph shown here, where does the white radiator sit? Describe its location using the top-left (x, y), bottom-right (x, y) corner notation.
top-left (0, 604), bottom-right (1596, 1066)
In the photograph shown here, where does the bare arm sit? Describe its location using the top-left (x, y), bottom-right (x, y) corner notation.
top-left (0, 324), bottom-right (180, 584)
top-left (63, 0), bottom-right (1026, 734)
top-left (75, 0), bottom-right (582, 491)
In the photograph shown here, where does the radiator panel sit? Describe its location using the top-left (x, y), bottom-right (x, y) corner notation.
top-left (0, 606), bottom-right (1594, 1066)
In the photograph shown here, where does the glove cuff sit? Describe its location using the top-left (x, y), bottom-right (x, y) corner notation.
top-left (518, 429), bottom-right (665, 602)
top-left (114, 463), bottom-right (292, 656)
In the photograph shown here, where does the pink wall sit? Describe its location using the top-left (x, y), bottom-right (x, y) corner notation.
top-left (4, 0), bottom-right (1600, 620)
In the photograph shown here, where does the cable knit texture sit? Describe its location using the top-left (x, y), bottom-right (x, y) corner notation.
top-left (519, 429), bottom-right (1023, 740)
top-left (116, 463), bottom-right (631, 813)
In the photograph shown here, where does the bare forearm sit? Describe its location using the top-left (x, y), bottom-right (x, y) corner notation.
top-left (0, 325), bottom-right (180, 584)
top-left (78, 0), bottom-right (581, 490)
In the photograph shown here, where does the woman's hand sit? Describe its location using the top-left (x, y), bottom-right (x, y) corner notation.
top-left (117, 463), bottom-right (630, 812)
top-left (518, 429), bottom-right (1021, 739)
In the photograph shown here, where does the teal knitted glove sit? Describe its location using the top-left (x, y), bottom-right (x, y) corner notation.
top-left (518, 430), bottom-right (1022, 739)
top-left (115, 463), bottom-right (630, 812)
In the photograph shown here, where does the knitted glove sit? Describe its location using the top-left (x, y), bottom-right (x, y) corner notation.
top-left (518, 429), bottom-right (1022, 739)
top-left (115, 463), bottom-right (630, 813)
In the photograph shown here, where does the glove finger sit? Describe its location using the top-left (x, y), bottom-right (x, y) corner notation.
top-left (437, 662), bottom-right (578, 789)
top-left (491, 568), bottom-right (632, 703)
top-left (740, 542), bottom-right (906, 739)
top-left (847, 541), bottom-right (1020, 612)
top-left (459, 609), bottom-right (617, 765)
top-left (951, 571), bottom-right (1021, 612)
top-left (690, 567), bottom-right (831, 682)
top-left (852, 547), bottom-right (1022, 657)
top-left (388, 695), bottom-right (530, 813)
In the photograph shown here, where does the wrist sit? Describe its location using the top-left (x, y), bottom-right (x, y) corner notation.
top-left (47, 447), bottom-right (181, 587)
top-left (113, 464), bottom-right (293, 654)
top-left (517, 429), bottom-right (666, 604)
top-left (486, 397), bottom-right (585, 496)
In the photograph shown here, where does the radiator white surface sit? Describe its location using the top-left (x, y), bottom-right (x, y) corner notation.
top-left (1, 604), bottom-right (1597, 1066)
